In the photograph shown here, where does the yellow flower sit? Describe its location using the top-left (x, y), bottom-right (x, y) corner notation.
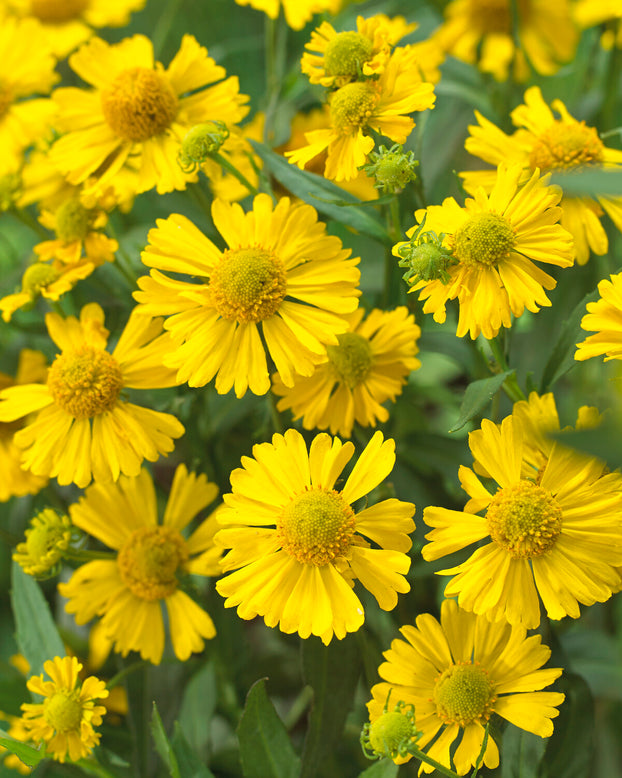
top-left (272, 307), bottom-right (421, 437)
top-left (5, 0), bottom-right (146, 58)
top-left (462, 87), bottom-right (622, 264)
top-left (574, 0), bottom-right (622, 47)
top-left (433, 0), bottom-right (578, 81)
top-left (13, 509), bottom-right (73, 577)
top-left (395, 164), bottom-right (574, 340)
top-left (50, 34), bottom-right (249, 196)
top-left (0, 303), bottom-right (184, 488)
top-left (421, 413), bottom-right (622, 629)
top-left (366, 600), bottom-right (565, 775)
top-left (575, 272), bottom-right (622, 361)
top-left (234, 0), bottom-right (341, 30)
top-left (20, 656), bottom-right (108, 763)
top-left (215, 429), bottom-right (415, 645)
top-left (286, 46), bottom-right (435, 181)
top-left (133, 194), bottom-right (361, 397)
top-left (59, 465), bottom-right (222, 664)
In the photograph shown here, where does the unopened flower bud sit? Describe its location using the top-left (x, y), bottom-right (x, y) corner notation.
top-left (363, 144), bottom-right (419, 193)
top-left (178, 121), bottom-right (230, 173)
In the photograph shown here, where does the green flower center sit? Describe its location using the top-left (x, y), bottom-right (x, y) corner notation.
top-left (434, 662), bottom-right (496, 726)
top-left (529, 122), bottom-right (605, 172)
top-left (47, 345), bottom-right (124, 419)
top-left (326, 332), bottom-right (373, 388)
top-left (22, 263), bottom-right (60, 298)
top-left (31, 0), bottom-right (88, 22)
top-left (117, 526), bottom-right (188, 601)
top-left (486, 480), bottom-right (562, 559)
top-left (44, 690), bottom-right (82, 733)
top-left (54, 199), bottom-right (91, 242)
top-left (324, 32), bottom-right (374, 78)
top-left (369, 711), bottom-right (415, 756)
top-left (329, 82), bottom-right (379, 133)
top-left (101, 67), bottom-right (178, 142)
top-left (210, 247), bottom-right (287, 323)
top-left (25, 514), bottom-right (69, 561)
top-left (453, 212), bottom-right (515, 266)
top-left (277, 489), bottom-right (356, 566)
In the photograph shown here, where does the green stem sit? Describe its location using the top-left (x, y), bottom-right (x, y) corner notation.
top-left (106, 221), bottom-right (138, 288)
top-left (62, 548), bottom-right (116, 563)
top-left (268, 391), bottom-right (284, 435)
top-left (211, 151), bottom-right (259, 197)
top-left (284, 685), bottom-right (313, 730)
top-left (106, 660), bottom-right (148, 691)
top-left (263, 12), bottom-right (287, 144)
top-left (407, 746), bottom-right (460, 778)
top-left (383, 197), bottom-right (403, 306)
top-left (488, 335), bottom-right (526, 403)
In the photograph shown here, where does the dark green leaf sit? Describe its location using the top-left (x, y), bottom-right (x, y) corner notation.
top-left (560, 629), bottom-right (622, 700)
top-left (237, 678), bottom-right (300, 778)
top-left (448, 371), bottom-right (513, 432)
top-left (357, 759), bottom-right (399, 778)
top-left (0, 661), bottom-right (28, 716)
top-left (151, 702), bottom-right (181, 778)
top-left (178, 661), bottom-right (218, 757)
top-left (0, 728), bottom-right (45, 768)
top-left (549, 169), bottom-right (622, 196)
top-left (170, 723), bottom-right (216, 778)
top-left (552, 426), bottom-right (622, 470)
top-left (500, 725), bottom-right (546, 778)
top-left (11, 562), bottom-right (65, 679)
top-left (249, 140), bottom-right (391, 244)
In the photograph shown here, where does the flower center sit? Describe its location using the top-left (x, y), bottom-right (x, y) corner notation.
top-left (326, 332), bottom-right (373, 388)
top-left (44, 690), bottom-right (82, 732)
top-left (117, 526), bottom-right (188, 601)
top-left (369, 711), bottom-right (415, 756)
top-left (277, 488), bottom-right (356, 566)
top-left (529, 122), bottom-right (605, 172)
top-left (324, 32), bottom-right (374, 78)
top-left (54, 198), bottom-right (91, 242)
top-left (0, 82), bottom-right (14, 120)
top-left (433, 662), bottom-right (497, 727)
top-left (47, 345), bottom-right (124, 419)
top-left (486, 480), bottom-right (562, 558)
top-left (468, 0), bottom-right (516, 33)
top-left (22, 263), bottom-right (60, 297)
top-left (25, 516), bottom-right (69, 562)
top-left (30, 0), bottom-right (88, 22)
top-left (101, 67), bottom-right (178, 142)
top-left (209, 247), bottom-right (287, 323)
top-left (453, 212), bottom-right (515, 266)
top-left (329, 82), bottom-right (379, 133)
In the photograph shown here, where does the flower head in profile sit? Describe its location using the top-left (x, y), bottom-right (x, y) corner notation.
top-left (272, 307), bottom-right (421, 437)
top-left (50, 34), bottom-right (249, 196)
top-left (422, 413), bottom-right (622, 629)
top-left (394, 164), bottom-right (574, 340)
top-left (366, 600), bottom-right (565, 775)
top-left (133, 194), bottom-right (361, 397)
top-left (462, 86), bottom-right (622, 264)
top-left (20, 656), bottom-right (108, 763)
top-left (13, 509), bottom-right (74, 578)
top-left (575, 272), bottom-right (622, 362)
top-left (234, 0), bottom-right (341, 31)
top-left (59, 464), bottom-right (222, 665)
top-left (216, 429), bottom-right (415, 645)
top-left (0, 303), bottom-right (184, 488)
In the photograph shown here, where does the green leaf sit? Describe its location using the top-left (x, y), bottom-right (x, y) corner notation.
top-left (11, 561), bottom-right (65, 679)
top-left (237, 678), bottom-right (300, 778)
top-left (500, 725), bottom-right (546, 778)
top-left (300, 634), bottom-right (362, 778)
top-left (0, 727), bottom-right (45, 768)
top-left (178, 661), bottom-right (218, 757)
top-left (249, 140), bottom-right (391, 244)
top-left (357, 759), bottom-right (399, 778)
top-left (549, 169), bottom-right (622, 196)
top-left (151, 702), bottom-right (181, 778)
top-left (448, 371), bottom-right (513, 432)
top-left (552, 425), bottom-right (622, 470)
top-left (170, 723), bottom-right (216, 778)
top-left (0, 661), bottom-right (28, 716)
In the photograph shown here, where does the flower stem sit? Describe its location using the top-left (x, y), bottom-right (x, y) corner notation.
top-left (407, 746), bottom-right (461, 778)
top-left (106, 660), bottom-right (148, 690)
top-left (211, 151), bottom-right (258, 197)
top-left (488, 334), bottom-right (526, 403)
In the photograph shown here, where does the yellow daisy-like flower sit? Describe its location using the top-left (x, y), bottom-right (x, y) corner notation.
top-left (301, 14), bottom-right (416, 88)
top-left (5, 0), bottom-right (146, 58)
top-left (133, 194), bottom-right (361, 397)
top-left (215, 429), bottom-right (415, 645)
top-left (395, 164), bottom-right (574, 340)
top-left (13, 509), bottom-right (73, 577)
top-left (433, 0), bottom-right (578, 81)
top-left (575, 272), bottom-right (622, 361)
top-left (462, 87), bottom-right (622, 265)
top-left (422, 414), bottom-right (622, 629)
top-left (366, 599), bottom-right (565, 775)
top-left (234, 0), bottom-right (340, 30)
top-left (50, 34), bottom-right (249, 196)
top-left (272, 307), bottom-right (421, 437)
top-left (286, 46), bottom-right (436, 181)
top-left (59, 465), bottom-right (222, 665)
top-left (574, 0), bottom-right (622, 48)
top-left (20, 656), bottom-right (108, 763)
top-left (0, 303), bottom-right (184, 488)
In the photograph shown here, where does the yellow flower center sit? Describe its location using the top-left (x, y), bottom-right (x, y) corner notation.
top-left (101, 67), bottom-right (178, 142)
top-left (209, 247), bottom-right (287, 323)
top-left (433, 662), bottom-right (497, 727)
top-left (30, 0), bottom-right (88, 22)
top-left (22, 263), bottom-right (60, 297)
top-left (44, 690), bottom-right (82, 733)
top-left (327, 332), bottom-right (373, 388)
top-left (54, 198), bottom-right (91, 242)
top-left (529, 122), bottom-right (605, 172)
top-left (329, 82), bottom-right (379, 134)
top-left (117, 526), bottom-right (188, 600)
top-left (0, 82), bottom-right (14, 120)
top-left (453, 212), bottom-right (515, 266)
top-left (486, 480), bottom-right (562, 558)
top-left (369, 711), bottom-right (414, 755)
top-left (277, 488), bottom-right (356, 566)
top-left (47, 345), bottom-right (124, 419)
top-left (324, 32), bottom-right (374, 78)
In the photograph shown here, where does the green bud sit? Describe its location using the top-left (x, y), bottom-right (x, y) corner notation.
top-left (178, 121), bottom-right (230, 173)
top-left (395, 215), bottom-right (457, 286)
top-left (361, 697), bottom-right (422, 761)
top-left (362, 144), bottom-right (419, 193)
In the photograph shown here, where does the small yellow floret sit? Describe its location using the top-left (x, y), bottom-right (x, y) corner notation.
top-left (433, 661), bottom-right (496, 726)
top-left (529, 122), bottom-right (604, 172)
top-left (327, 332), bottom-right (373, 388)
top-left (453, 212), bottom-right (515, 266)
top-left (324, 32), bottom-right (374, 78)
top-left (329, 82), bottom-right (379, 133)
top-left (117, 526), bottom-right (188, 600)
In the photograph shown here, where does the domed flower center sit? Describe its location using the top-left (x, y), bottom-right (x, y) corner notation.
top-left (277, 488), bottom-right (356, 566)
top-left (0, 82), bottom-right (14, 120)
top-left (529, 122), bottom-right (605, 172)
top-left (327, 332), bottom-right (373, 388)
top-left (453, 212), bottom-right (515, 266)
top-left (369, 711), bottom-right (416, 756)
top-left (44, 690), bottom-right (82, 732)
top-left (117, 526), bottom-right (188, 601)
top-left (324, 32), bottom-right (374, 78)
top-left (54, 198), bottom-right (91, 242)
top-left (330, 82), bottom-right (379, 133)
top-left (486, 480), bottom-right (562, 558)
top-left (30, 0), bottom-right (88, 22)
top-left (433, 662), bottom-right (496, 726)
top-left (210, 247), bottom-right (287, 323)
top-left (101, 67), bottom-right (178, 142)
top-left (47, 345), bottom-right (124, 419)
top-left (22, 263), bottom-right (60, 297)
